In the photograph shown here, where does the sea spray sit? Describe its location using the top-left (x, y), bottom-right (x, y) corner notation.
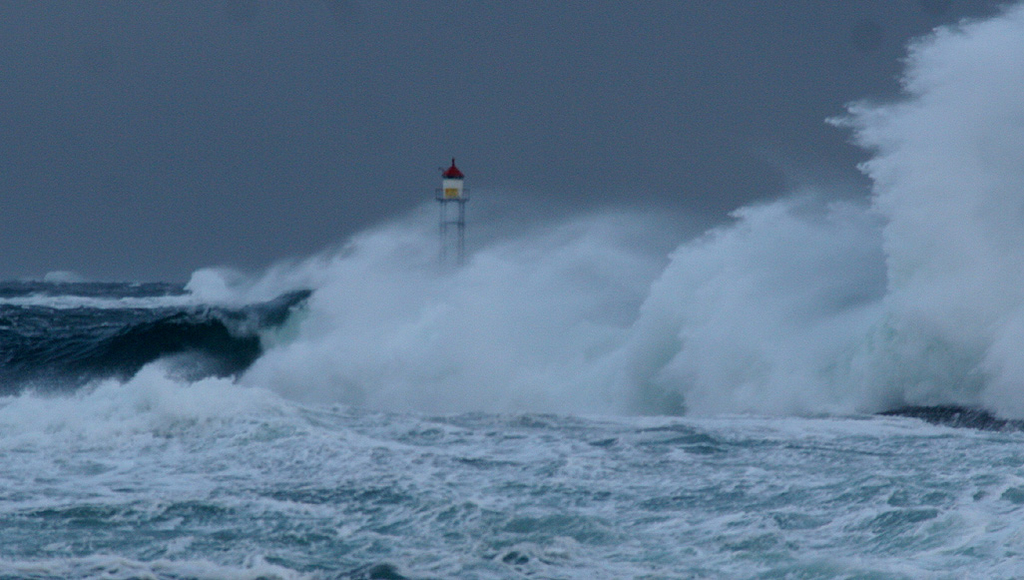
top-left (618, 6), bottom-right (1024, 417)
top-left (845, 4), bottom-right (1024, 417)
top-left (224, 5), bottom-right (1024, 418)
top-left (17, 4), bottom-right (1011, 419)
top-left (240, 211), bottom-right (676, 414)
top-left (7, 7), bottom-right (1024, 577)
top-left (228, 193), bottom-right (890, 416)
top-left (616, 196), bottom-right (886, 416)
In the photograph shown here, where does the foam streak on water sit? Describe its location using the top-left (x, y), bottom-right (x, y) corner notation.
top-left (2, 377), bottom-right (1024, 579)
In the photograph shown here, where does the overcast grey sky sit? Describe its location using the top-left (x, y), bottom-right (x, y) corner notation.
top-left (0, 0), bottom-right (1003, 281)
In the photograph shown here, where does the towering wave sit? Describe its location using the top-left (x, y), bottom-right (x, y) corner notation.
top-left (17, 5), bottom-right (1024, 418)
top-left (236, 211), bottom-right (680, 414)
top-left (638, 3), bottom-right (1024, 418)
top-left (229, 4), bottom-right (1024, 418)
top-left (845, 5), bottom-right (1024, 418)
top-left (0, 283), bottom-right (310, 392)
top-left (628, 3), bottom-right (1024, 418)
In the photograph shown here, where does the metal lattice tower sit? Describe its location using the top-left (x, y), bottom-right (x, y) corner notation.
top-left (437, 159), bottom-right (468, 265)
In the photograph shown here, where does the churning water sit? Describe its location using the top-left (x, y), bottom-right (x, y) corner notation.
top-left (6, 4), bottom-right (1024, 578)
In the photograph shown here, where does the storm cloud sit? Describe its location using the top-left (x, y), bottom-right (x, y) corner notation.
top-left (0, 1), bottom-right (1001, 280)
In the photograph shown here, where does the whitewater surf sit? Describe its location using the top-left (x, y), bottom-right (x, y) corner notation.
top-left (6, 3), bottom-right (1024, 578)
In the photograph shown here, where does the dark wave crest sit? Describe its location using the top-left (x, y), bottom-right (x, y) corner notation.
top-left (879, 406), bottom-right (1024, 432)
top-left (0, 284), bottom-right (311, 393)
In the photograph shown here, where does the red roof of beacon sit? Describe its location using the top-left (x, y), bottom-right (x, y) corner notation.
top-left (442, 159), bottom-right (464, 179)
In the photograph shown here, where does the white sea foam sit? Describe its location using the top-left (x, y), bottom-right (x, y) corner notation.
top-left (165, 4), bottom-right (1024, 419)
top-left (0, 293), bottom-right (200, 310)
top-left (844, 5), bottom-right (1024, 417)
top-left (615, 6), bottom-right (1024, 418)
top-left (0, 554), bottom-right (312, 580)
top-left (0, 364), bottom-right (288, 446)
top-left (239, 211), bottom-right (676, 414)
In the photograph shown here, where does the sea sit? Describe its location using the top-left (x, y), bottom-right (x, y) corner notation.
top-left (7, 6), bottom-right (1024, 580)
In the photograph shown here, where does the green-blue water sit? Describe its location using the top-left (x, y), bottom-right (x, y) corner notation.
top-left (1, 379), bottom-right (1021, 579)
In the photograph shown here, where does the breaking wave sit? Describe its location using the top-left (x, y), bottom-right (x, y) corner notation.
top-left (232, 5), bottom-right (1024, 418)
top-left (0, 284), bottom-right (309, 391)
top-left (11, 5), bottom-right (1024, 420)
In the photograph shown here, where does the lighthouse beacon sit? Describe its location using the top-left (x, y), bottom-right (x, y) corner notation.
top-left (436, 158), bottom-right (468, 265)
top-left (441, 159), bottom-right (465, 199)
